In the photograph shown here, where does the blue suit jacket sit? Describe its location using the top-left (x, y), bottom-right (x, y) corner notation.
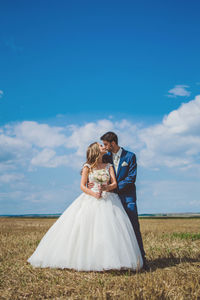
top-left (103, 148), bottom-right (137, 211)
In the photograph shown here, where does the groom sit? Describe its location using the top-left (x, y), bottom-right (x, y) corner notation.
top-left (100, 131), bottom-right (148, 270)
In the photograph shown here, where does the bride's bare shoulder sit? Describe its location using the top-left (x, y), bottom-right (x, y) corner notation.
top-left (83, 163), bottom-right (91, 168)
top-left (81, 163), bottom-right (91, 174)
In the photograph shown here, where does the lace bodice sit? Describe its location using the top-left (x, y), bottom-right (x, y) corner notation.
top-left (83, 163), bottom-right (113, 193)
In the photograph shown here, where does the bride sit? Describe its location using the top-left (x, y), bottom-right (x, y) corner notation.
top-left (27, 142), bottom-right (143, 271)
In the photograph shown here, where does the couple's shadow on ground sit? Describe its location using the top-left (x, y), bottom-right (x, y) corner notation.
top-left (87, 256), bottom-right (200, 276)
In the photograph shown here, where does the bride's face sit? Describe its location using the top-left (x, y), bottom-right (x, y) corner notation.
top-left (98, 143), bottom-right (107, 154)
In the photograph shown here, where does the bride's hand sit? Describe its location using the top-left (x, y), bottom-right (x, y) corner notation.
top-left (87, 182), bottom-right (94, 189)
top-left (94, 191), bottom-right (102, 199)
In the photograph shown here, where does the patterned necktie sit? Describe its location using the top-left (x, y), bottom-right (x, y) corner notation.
top-left (113, 154), bottom-right (120, 173)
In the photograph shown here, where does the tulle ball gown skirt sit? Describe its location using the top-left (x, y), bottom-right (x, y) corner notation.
top-left (27, 191), bottom-right (143, 272)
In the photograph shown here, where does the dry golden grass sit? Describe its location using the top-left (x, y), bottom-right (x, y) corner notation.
top-left (0, 217), bottom-right (200, 299)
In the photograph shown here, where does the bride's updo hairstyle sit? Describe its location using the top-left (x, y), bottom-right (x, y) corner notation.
top-left (81, 142), bottom-right (100, 174)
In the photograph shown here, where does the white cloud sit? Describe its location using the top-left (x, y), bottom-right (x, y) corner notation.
top-left (167, 85), bottom-right (191, 97)
top-left (31, 148), bottom-right (69, 168)
top-left (0, 94), bottom-right (200, 173)
top-left (13, 121), bottom-right (68, 148)
top-left (139, 95), bottom-right (200, 169)
top-left (0, 90), bottom-right (3, 98)
top-left (0, 173), bottom-right (25, 184)
top-left (1, 95), bottom-right (200, 214)
top-left (65, 119), bottom-right (143, 158)
top-left (0, 132), bottom-right (33, 171)
top-left (65, 119), bottom-right (114, 156)
top-left (163, 95), bottom-right (200, 134)
top-left (62, 95), bottom-right (200, 171)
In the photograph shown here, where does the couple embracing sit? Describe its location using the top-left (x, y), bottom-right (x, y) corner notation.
top-left (27, 132), bottom-right (148, 272)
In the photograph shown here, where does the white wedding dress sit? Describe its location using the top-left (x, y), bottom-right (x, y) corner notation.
top-left (27, 163), bottom-right (143, 271)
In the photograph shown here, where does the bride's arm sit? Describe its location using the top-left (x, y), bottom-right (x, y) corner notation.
top-left (80, 166), bottom-right (101, 199)
top-left (102, 166), bottom-right (117, 192)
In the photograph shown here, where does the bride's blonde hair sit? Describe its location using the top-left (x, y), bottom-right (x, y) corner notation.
top-left (81, 142), bottom-right (100, 174)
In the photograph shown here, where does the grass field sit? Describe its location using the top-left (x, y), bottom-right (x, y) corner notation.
top-left (0, 217), bottom-right (200, 299)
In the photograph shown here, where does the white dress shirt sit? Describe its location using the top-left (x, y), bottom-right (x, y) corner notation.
top-left (112, 147), bottom-right (122, 173)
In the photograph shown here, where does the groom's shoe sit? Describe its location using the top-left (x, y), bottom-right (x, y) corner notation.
top-left (142, 258), bottom-right (150, 271)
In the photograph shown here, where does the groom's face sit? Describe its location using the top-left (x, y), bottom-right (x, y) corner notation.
top-left (102, 140), bottom-right (114, 152)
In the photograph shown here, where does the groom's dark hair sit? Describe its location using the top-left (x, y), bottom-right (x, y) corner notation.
top-left (100, 131), bottom-right (118, 145)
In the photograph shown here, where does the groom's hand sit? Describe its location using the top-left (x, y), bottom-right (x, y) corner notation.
top-left (100, 183), bottom-right (108, 192)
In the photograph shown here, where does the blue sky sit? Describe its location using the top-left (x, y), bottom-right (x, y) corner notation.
top-left (0, 0), bottom-right (200, 214)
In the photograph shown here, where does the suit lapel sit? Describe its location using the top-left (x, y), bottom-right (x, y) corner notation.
top-left (116, 148), bottom-right (126, 178)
